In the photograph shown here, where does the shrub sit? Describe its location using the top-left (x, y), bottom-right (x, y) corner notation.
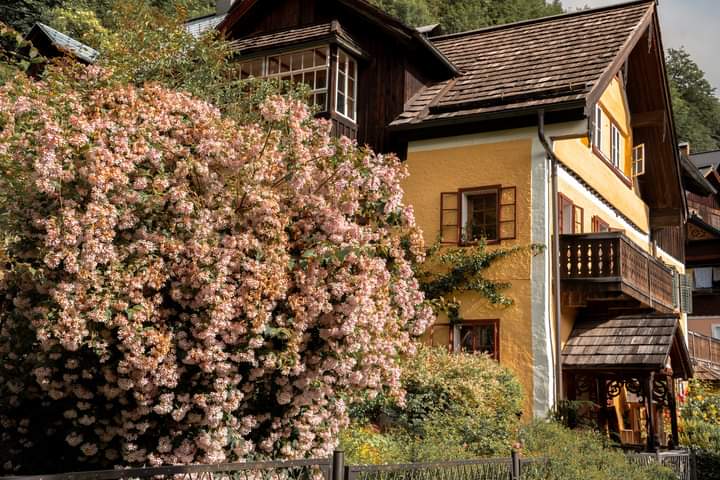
top-left (0, 68), bottom-right (433, 473)
top-left (680, 380), bottom-right (720, 480)
top-left (519, 421), bottom-right (676, 480)
top-left (342, 347), bottom-right (524, 463)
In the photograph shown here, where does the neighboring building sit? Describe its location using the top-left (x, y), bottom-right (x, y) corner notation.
top-left (25, 22), bottom-right (99, 64)
top-left (202, 0), bottom-right (693, 451)
top-left (682, 148), bottom-right (720, 380)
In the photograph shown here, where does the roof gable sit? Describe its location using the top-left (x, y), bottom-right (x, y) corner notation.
top-left (393, 1), bottom-right (655, 128)
top-left (219, 0), bottom-right (457, 77)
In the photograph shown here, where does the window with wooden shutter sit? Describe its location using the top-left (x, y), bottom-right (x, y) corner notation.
top-left (499, 186), bottom-right (517, 240)
top-left (558, 193), bottom-right (574, 234)
top-left (591, 215), bottom-right (610, 233)
top-left (573, 205), bottom-right (584, 233)
top-left (440, 192), bottom-right (459, 244)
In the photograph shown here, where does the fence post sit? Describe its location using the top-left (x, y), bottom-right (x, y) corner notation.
top-left (332, 450), bottom-right (345, 480)
top-left (510, 449), bottom-right (520, 480)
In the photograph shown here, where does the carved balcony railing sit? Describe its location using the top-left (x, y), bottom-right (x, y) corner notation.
top-left (560, 233), bottom-right (676, 313)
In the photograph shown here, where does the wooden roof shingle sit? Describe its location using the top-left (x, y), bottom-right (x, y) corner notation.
top-left (392, 0), bottom-right (654, 128)
top-left (562, 315), bottom-right (680, 371)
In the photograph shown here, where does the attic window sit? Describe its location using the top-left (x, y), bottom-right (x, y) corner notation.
top-left (239, 46), bottom-right (330, 110)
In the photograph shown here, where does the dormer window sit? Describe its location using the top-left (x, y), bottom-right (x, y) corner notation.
top-left (239, 46), bottom-right (330, 110)
top-left (238, 46), bottom-right (359, 124)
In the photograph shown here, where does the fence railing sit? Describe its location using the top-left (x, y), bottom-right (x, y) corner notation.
top-left (627, 449), bottom-right (695, 480)
top-left (3, 449), bottom-right (694, 480)
top-left (688, 331), bottom-right (720, 367)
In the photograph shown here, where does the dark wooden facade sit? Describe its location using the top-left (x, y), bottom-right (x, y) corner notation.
top-left (220, 0), bottom-right (453, 154)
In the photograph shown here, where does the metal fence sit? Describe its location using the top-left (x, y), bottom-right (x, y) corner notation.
top-left (627, 450), bottom-right (695, 480)
top-left (2, 449), bottom-right (695, 480)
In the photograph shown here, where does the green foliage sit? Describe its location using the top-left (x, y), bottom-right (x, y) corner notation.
top-left (0, 0), bottom-right (213, 34)
top-left (343, 346), bottom-right (524, 463)
top-left (417, 240), bottom-right (542, 321)
top-left (667, 47), bottom-right (720, 152)
top-left (0, 22), bottom-right (46, 82)
top-left (520, 421), bottom-right (676, 480)
top-left (680, 380), bottom-right (720, 480)
top-left (370, 0), bottom-right (563, 32)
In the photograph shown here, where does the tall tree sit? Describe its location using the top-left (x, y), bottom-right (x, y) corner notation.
top-left (666, 47), bottom-right (720, 152)
top-left (371, 0), bottom-right (564, 32)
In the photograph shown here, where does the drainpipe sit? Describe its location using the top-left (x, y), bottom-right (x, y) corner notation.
top-left (537, 110), bottom-right (563, 407)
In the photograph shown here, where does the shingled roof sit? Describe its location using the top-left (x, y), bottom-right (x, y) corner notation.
top-left (562, 315), bottom-right (691, 377)
top-left (392, 0), bottom-right (655, 128)
top-left (228, 22), bottom-right (361, 56)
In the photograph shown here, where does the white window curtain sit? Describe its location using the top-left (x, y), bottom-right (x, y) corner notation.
top-left (694, 267), bottom-right (713, 289)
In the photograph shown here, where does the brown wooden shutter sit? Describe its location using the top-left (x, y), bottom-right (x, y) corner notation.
top-left (440, 192), bottom-right (460, 244)
top-left (499, 186), bottom-right (516, 240)
top-left (573, 205), bottom-right (584, 233)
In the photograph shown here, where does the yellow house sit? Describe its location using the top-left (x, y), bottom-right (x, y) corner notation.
top-left (392, 1), bottom-right (693, 450)
top-left (212, 0), bottom-right (693, 452)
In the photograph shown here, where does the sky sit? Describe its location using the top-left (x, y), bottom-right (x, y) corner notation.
top-left (560, 0), bottom-right (720, 94)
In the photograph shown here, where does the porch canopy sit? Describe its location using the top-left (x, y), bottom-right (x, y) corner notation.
top-left (562, 314), bottom-right (692, 450)
top-left (563, 315), bottom-right (692, 378)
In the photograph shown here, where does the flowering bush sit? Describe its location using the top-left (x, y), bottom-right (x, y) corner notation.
top-left (0, 67), bottom-right (432, 473)
top-left (680, 380), bottom-right (720, 480)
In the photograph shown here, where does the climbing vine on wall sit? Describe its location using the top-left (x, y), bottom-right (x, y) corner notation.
top-left (416, 239), bottom-right (544, 323)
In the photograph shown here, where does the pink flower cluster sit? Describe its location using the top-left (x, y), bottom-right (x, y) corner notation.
top-left (0, 70), bottom-right (432, 472)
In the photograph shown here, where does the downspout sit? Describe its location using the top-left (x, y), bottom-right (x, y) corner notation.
top-left (537, 110), bottom-right (563, 407)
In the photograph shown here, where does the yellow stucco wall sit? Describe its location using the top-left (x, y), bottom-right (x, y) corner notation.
top-left (554, 77), bottom-right (650, 233)
top-left (403, 138), bottom-right (536, 415)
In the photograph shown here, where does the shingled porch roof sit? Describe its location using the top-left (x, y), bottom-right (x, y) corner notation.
top-left (392, 0), bottom-right (655, 128)
top-left (562, 315), bottom-right (693, 379)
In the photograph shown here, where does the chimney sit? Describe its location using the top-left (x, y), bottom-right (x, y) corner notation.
top-left (679, 142), bottom-right (690, 157)
top-left (216, 0), bottom-right (235, 15)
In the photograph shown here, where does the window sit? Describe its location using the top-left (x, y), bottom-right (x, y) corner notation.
top-left (693, 267), bottom-right (713, 290)
top-left (558, 194), bottom-right (583, 234)
top-left (632, 144), bottom-right (646, 177)
top-left (462, 189), bottom-right (498, 242)
top-left (238, 46), bottom-right (330, 110)
top-left (451, 321), bottom-right (499, 360)
top-left (592, 216), bottom-right (610, 233)
top-left (440, 186), bottom-right (516, 244)
top-left (336, 50), bottom-right (357, 121)
top-left (713, 325), bottom-right (720, 340)
top-left (611, 124), bottom-right (623, 170)
top-left (593, 104), bottom-right (603, 149)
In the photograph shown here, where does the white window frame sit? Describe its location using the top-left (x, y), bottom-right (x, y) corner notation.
top-left (238, 46), bottom-right (330, 111)
top-left (611, 124), bottom-right (623, 170)
top-left (593, 104), bottom-right (603, 149)
top-left (632, 143), bottom-right (646, 177)
top-left (335, 50), bottom-right (357, 122)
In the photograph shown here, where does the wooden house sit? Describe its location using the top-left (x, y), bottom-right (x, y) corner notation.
top-left (201, 0), bottom-right (694, 450)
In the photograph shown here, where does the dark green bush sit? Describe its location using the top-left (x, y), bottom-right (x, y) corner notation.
top-left (520, 421), bottom-right (676, 480)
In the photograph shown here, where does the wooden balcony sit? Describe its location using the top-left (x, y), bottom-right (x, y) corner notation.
top-left (560, 233), bottom-right (676, 313)
top-left (688, 331), bottom-right (720, 370)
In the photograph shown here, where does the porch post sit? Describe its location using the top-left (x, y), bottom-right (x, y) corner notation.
top-left (668, 374), bottom-right (679, 448)
top-left (644, 372), bottom-right (656, 451)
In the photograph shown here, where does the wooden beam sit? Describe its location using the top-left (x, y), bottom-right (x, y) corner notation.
top-left (650, 208), bottom-right (682, 228)
top-left (630, 110), bottom-right (666, 128)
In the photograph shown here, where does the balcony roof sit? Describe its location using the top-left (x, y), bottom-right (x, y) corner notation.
top-left (563, 315), bottom-right (692, 378)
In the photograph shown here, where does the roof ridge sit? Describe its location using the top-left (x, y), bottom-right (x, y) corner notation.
top-left (430, 0), bottom-right (655, 42)
top-left (691, 149), bottom-right (720, 156)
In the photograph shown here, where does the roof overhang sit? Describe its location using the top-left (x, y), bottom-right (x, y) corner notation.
top-left (562, 315), bottom-right (693, 379)
top-left (218, 0), bottom-right (458, 77)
